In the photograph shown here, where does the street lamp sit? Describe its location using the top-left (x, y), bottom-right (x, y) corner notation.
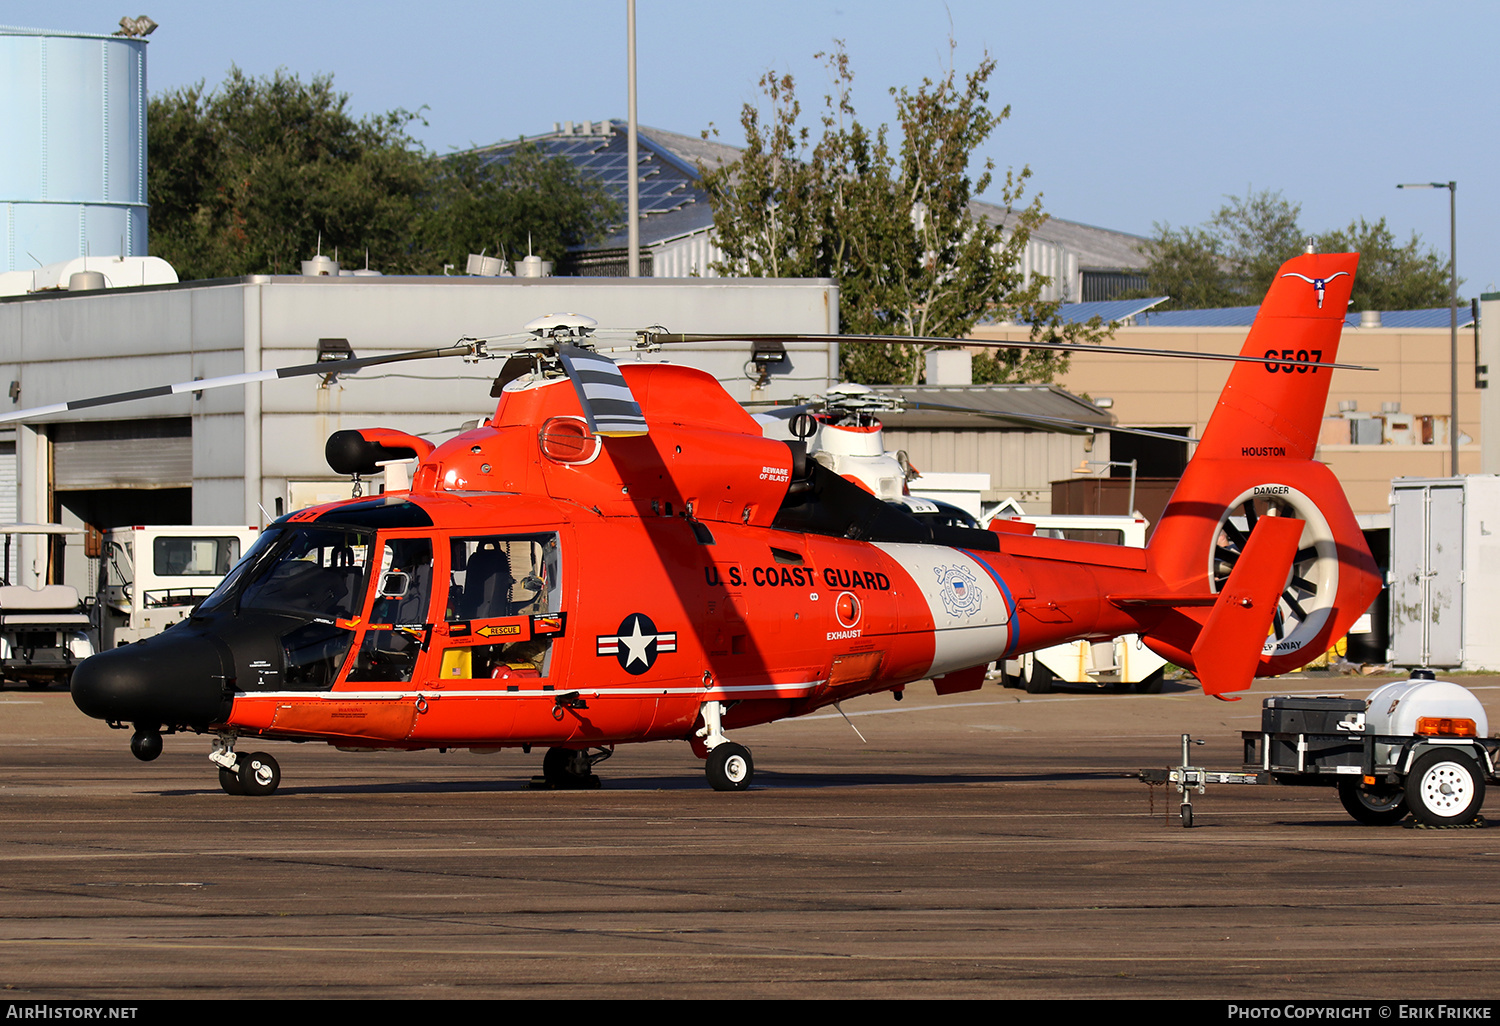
top-left (1396, 180), bottom-right (1459, 476)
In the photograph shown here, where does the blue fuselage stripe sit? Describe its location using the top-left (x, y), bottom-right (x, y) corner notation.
top-left (959, 548), bottom-right (1018, 655)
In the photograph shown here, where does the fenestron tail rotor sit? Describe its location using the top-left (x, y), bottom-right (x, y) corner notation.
top-left (1211, 490), bottom-right (1338, 652)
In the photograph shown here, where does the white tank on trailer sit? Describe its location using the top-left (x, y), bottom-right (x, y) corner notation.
top-left (1365, 671), bottom-right (1489, 738)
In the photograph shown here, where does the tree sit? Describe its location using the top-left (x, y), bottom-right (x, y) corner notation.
top-left (1314, 217), bottom-right (1452, 310)
top-left (699, 45), bottom-right (1103, 385)
top-left (1208, 188), bottom-right (1305, 299)
top-left (149, 68), bottom-right (431, 278)
top-left (1136, 188), bottom-right (1454, 310)
top-left (420, 145), bottom-right (618, 272)
top-left (149, 69), bottom-right (618, 280)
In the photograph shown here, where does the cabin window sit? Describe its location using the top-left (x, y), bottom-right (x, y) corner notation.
top-left (437, 637), bottom-right (553, 681)
top-left (445, 534), bottom-right (560, 622)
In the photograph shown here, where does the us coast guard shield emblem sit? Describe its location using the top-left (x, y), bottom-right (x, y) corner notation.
top-left (933, 564), bottom-right (982, 617)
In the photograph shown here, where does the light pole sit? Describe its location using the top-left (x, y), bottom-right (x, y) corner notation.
top-left (1397, 180), bottom-right (1459, 476)
top-left (626, 0), bottom-right (640, 278)
top-left (1075, 459), bottom-right (1138, 516)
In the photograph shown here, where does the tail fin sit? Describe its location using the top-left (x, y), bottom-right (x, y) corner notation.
top-left (1143, 253), bottom-right (1382, 695)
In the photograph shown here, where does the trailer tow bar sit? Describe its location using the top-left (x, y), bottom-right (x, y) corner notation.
top-left (1140, 734), bottom-right (1264, 827)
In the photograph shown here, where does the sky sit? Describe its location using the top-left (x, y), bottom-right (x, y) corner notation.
top-left (19, 0), bottom-right (1500, 295)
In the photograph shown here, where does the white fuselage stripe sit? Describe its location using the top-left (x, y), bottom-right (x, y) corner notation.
top-left (234, 681), bottom-right (825, 701)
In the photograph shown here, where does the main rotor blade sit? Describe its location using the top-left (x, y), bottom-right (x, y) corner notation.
top-left (648, 332), bottom-right (1374, 373)
top-left (890, 397), bottom-right (1196, 444)
top-left (555, 344), bottom-right (648, 437)
top-left (0, 342), bottom-right (486, 425)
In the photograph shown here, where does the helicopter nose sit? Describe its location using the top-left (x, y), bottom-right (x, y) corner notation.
top-left (71, 633), bottom-right (235, 728)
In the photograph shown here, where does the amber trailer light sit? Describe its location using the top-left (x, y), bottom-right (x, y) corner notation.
top-left (1414, 716), bottom-right (1477, 737)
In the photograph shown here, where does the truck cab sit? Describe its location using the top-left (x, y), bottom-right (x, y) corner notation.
top-left (98, 526), bottom-right (260, 648)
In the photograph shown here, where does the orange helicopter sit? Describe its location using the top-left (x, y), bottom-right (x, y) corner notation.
top-left (59, 251), bottom-right (1380, 794)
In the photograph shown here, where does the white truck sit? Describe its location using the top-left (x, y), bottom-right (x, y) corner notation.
top-left (991, 514), bottom-right (1169, 694)
top-left (96, 526), bottom-right (260, 649)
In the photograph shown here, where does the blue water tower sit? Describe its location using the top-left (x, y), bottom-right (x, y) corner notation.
top-left (0, 25), bottom-right (149, 272)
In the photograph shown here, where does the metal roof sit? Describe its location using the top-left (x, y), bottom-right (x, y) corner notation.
top-left (467, 122), bottom-right (1151, 270)
top-left (867, 383), bottom-right (1114, 433)
top-left (1138, 305), bottom-right (1260, 327)
top-left (1137, 305), bottom-right (1475, 328)
top-left (1051, 297), bottom-right (1168, 325)
top-left (1354, 308), bottom-right (1476, 329)
top-left (970, 204), bottom-right (1151, 271)
top-left (465, 121), bottom-right (719, 250)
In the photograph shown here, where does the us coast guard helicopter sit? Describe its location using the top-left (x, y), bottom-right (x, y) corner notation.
top-left (52, 253), bottom-right (1378, 794)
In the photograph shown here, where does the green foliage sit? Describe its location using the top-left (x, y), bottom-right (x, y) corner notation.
top-left (148, 68), bottom-right (617, 280)
top-left (1314, 217), bottom-right (1453, 310)
top-left (420, 146), bottom-right (618, 272)
top-left (1209, 188), bottom-right (1305, 298)
top-left (1136, 188), bottom-right (1454, 310)
top-left (148, 68), bottom-right (430, 278)
top-left (699, 44), bottom-right (1103, 385)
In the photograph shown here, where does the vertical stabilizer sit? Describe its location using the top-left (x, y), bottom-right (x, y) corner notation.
top-left (1143, 252), bottom-right (1381, 695)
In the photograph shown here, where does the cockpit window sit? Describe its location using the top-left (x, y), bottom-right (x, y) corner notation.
top-left (198, 526), bottom-right (376, 620)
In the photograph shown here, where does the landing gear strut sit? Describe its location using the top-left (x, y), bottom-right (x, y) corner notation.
top-left (697, 701), bottom-right (754, 791)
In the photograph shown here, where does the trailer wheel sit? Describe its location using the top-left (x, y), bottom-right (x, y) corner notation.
top-left (1337, 781), bottom-right (1408, 826)
top-left (1405, 750), bottom-right (1485, 826)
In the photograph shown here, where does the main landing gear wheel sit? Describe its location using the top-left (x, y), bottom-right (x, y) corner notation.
top-left (237, 751), bottom-right (281, 797)
top-left (1405, 750), bottom-right (1485, 826)
top-left (706, 742), bottom-right (754, 791)
top-left (1337, 780), bottom-right (1409, 826)
top-left (542, 747), bottom-right (598, 788)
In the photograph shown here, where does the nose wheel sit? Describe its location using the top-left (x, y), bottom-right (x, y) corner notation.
top-left (210, 737), bottom-right (282, 796)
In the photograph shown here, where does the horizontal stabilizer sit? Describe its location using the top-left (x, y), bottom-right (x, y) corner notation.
top-left (1191, 516), bottom-right (1305, 698)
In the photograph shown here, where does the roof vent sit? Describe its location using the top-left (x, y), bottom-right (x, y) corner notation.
top-left (67, 271), bottom-right (105, 291)
top-left (516, 254), bottom-right (551, 278)
top-left (301, 254), bottom-right (339, 276)
top-left (466, 253), bottom-right (507, 277)
top-left (1359, 310), bottom-right (1382, 328)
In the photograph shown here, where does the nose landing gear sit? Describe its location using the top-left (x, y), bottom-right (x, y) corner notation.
top-left (209, 735), bottom-right (282, 796)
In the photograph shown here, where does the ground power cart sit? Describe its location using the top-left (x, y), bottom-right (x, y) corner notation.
top-left (1245, 671), bottom-right (1497, 827)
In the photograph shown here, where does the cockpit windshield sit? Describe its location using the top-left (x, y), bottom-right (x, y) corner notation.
top-left (196, 525), bottom-right (376, 620)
